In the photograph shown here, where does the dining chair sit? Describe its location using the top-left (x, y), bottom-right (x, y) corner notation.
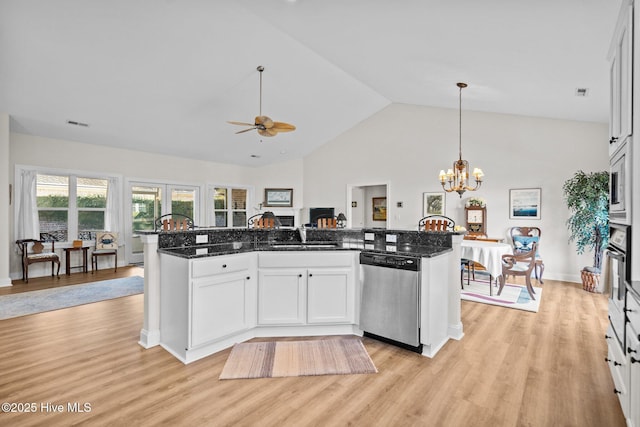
top-left (91, 232), bottom-right (118, 273)
top-left (509, 226), bottom-right (544, 284)
top-left (16, 233), bottom-right (61, 283)
top-left (499, 242), bottom-right (538, 300)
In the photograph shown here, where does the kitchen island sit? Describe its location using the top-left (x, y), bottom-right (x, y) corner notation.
top-left (138, 228), bottom-right (464, 364)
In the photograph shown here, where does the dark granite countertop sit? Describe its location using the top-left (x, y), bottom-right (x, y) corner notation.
top-left (157, 241), bottom-right (451, 259)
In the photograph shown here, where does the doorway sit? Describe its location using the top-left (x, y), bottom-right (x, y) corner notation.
top-left (125, 181), bottom-right (200, 264)
top-left (346, 183), bottom-right (389, 229)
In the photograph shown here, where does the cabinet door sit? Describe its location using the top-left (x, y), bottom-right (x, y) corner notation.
top-left (627, 323), bottom-right (640, 427)
top-left (307, 268), bottom-right (353, 324)
top-left (258, 269), bottom-right (306, 325)
top-left (609, 4), bottom-right (633, 156)
top-left (191, 273), bottom-right (250, 347)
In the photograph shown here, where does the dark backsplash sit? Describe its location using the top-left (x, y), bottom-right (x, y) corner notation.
top-left (156, 228), bottom-right (453, 250)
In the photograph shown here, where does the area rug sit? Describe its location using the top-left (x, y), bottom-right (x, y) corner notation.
top-left (0, 276), bottom-right (144, 320)
top-left (461, 276), bottom-right (542, 313)
top-left (219, 338), bottom-right (378, 380)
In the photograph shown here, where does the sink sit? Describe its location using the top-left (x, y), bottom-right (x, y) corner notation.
top-left (271, 242), bottom-right (338, 249)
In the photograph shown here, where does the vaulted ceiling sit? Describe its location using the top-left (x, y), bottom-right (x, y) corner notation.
top-left (0, 0), bottom-right (621, 166)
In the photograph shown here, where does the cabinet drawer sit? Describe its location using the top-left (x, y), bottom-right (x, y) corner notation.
top-left (627, 290), bottom-right (640, 331)
top-left (607, 341), bottom-right (629, 396)
top-left (627, 323), bottom-right (639, 358)
top-left (192, 254), bottom-right (251, 278)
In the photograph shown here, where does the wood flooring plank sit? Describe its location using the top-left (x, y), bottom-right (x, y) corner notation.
top-left (0, 271), bottom-right (627, 427)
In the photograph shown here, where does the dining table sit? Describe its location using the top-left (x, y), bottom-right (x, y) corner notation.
top-left (460, 239), bottom-right (512, 280)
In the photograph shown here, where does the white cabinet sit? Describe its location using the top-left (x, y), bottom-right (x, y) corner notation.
top-left (258, 268), bottom-right (306, 325)
top-left (159, 252), bottom-right (257, 362)
top-left (606, 324), bottom-right (630, 418)
top-left (609, 1), bottom-right (633, 156)
top-left (627, 291), bottom-right (640, 427)
top-left (191, 273), bottom-right (252, 347)
top-left (307, 268), bottom-right (353, 324)
top-left (257, 252), bottom-right (355, 326)
top-left (627, 322), bottom-right (639, 427)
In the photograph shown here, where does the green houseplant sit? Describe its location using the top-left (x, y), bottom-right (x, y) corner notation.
top-left (562, 170), bottom-right (609, 292)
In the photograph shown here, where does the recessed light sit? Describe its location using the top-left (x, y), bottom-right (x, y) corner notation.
top-left (280, 150), bottom-right (287, 155)
top-left (575, 88), bottom-right (589, 97)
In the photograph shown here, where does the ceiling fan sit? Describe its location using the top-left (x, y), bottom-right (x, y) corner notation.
top-left (228, 66), bottom-right (296, 137)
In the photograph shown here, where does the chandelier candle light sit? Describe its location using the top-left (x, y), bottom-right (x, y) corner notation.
top-left (438, 82), bottom-right (484, 197)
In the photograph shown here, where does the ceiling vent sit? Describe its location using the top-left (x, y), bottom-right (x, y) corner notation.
top-left (575, 88), bottom-right (589, 97)
top-left (66, 120), bottom-right (89, 127)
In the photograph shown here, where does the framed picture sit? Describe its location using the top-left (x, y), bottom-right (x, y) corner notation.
top-left (372, 197), bottom-right (387, 221)
top-left (264, 188), bottom-right (293, 207)
top-left (423, 192), bottom-right (445, 216)
top-left (509, 188), bottom-right (541, 220)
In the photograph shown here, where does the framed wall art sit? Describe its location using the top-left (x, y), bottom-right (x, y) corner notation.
top-left (423, 192), bottom-right (445, 216)
top-left (509, 188), bottom-right (541, 220)
top-left (372, 197), bottom-right (387, 221)
top-left (264, 188), bottom-right (293, 207)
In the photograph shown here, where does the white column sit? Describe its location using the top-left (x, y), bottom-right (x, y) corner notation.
top-left (138, 233), bottom-right (161, 348)
top-left (448, 234), bottom-right (464, 340)
top-left (0, 113), bottom-right (11, 287)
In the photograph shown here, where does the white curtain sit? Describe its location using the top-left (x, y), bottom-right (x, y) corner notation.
top-left (17, 169), bottom-right (39, 240)
top-left (104, 177), bottom-right (120, 239)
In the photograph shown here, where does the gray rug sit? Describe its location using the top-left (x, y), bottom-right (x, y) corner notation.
top-left (0, 276), bottom-right (144, 320)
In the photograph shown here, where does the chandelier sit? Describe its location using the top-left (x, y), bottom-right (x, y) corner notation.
top-left (438, 82), bottom-right (484, 197)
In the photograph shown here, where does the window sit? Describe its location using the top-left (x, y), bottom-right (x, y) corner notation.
top-left (77, 177), bottom-right (108, 234)
top-left (211, 186), bottom-right (249, 227)
top-left (33, 172), bottom-right (113, 242)
top-left (37, 174), bottom-right (69, 241)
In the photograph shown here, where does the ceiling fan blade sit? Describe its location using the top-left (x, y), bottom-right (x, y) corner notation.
top-left (272, 122), bottom-right (296, 132)
top-left (227, 120), bottom-right (256, 126)
top-left (255, 115), bottom-right (274, 128)
top-left (258, 128), bottom-right (278, 137)
top-left (235, 127), bottom-right (257, 134)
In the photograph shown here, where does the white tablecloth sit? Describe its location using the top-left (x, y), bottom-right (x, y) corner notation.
top-left (461, 240), bottom-right (512, 278)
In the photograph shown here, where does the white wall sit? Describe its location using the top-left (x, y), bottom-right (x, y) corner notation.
top-left (8, 101), bottom-right (609, 283)
top-left (303, 103), bottom-right (609, 282)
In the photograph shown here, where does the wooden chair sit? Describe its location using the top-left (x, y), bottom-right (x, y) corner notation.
top-left (255, 217), bottom-right (276, 229)
top-left (418, 215), bottom-right (455, 232)
top-left (317, 217), bottom-right (337, 229)
top-left (499, 242), bottom-right (538, 300)
top-left (509, 226), bottom-right (544, 284)
top-left (91, 232), bottom-right (118, 273)
top-left (16, 234), bottom-right (61, 283)
top-left (154, 214), bottom-right (194, 231)
top-left (418, 215), bottom-right (471, 288)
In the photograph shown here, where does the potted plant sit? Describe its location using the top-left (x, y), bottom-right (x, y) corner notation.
top-left (562, 170), bottom-right (609, 292)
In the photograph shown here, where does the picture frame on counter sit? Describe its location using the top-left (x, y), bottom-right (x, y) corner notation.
top-left (264, 188), bottom-right (293, 207)
top-left (423, 192), bottom-right (445, 216)
top-left (372, 197), bottom-right (387, 221)
top-left (509, 188), bottom-right (541, 220)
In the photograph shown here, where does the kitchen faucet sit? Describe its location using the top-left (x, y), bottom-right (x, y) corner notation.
top-left (298, 225), bottom-right (307, 243)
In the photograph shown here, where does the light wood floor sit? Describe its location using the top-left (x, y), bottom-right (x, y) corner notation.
top-left (0, 272), bottom-right (626, 426)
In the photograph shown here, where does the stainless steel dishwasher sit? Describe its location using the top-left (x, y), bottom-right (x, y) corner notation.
top-left (359, 252), bottom-right (422, 353)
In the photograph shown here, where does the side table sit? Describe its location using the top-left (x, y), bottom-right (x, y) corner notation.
top-left (64, 246), bottom-right (89, 275)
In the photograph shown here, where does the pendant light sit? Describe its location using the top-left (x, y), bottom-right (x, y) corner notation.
top-left (438, 82), bottom-right (484, 197)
